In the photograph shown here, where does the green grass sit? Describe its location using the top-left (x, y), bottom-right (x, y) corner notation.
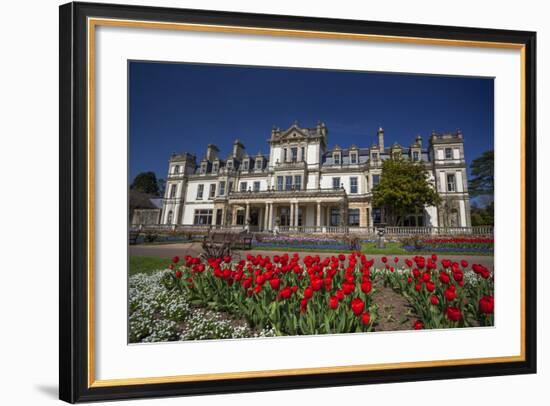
top-left (129, 256), bottom-right (172, 276)
top-left (250, 245), bottom-right (355, 254)
top-left (360, 242), bottom-right (410, 255)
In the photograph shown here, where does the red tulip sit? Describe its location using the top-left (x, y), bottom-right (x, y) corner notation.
top-left (329, 296), bottom-right (339, 310)
top-left (269, 278), bottom-right (280, 290)
top-left (175, 270), bottom-right (182, 278)
top-left (304, 286), bottom-right (314, 299)
top-left (361, 280), bottom-right (372, 294)
top-left (444, 287), bottom-right (457, 301)
top-left (413, 320), bottom-right (424, 330)
top-left (172, 256), bottom-right (180, 264)
top-left (439, 272), bottom-right (451, 284)
top-left (279, 286), bottom-right (292, 299)
top-left (381, 256), bottom-right (388, 263)
top-left (430, 295), bottom-right (439, 305)
top-left (446, 306), bottom-right (462, 321)
top-left (351, 298), bottom-right (365, 316)
top-left (426, 281), bottom-right (436, 293)
top-left (479, 296), bottom-right (494, 314)
top-left (361, 312), bottom-right (371, 326)
top-left (223, 255), bottom-right (232, 264)
top-left (460, 259), bottom-right (468, 268)
top-left (336, 289), bottom-right (345, 301)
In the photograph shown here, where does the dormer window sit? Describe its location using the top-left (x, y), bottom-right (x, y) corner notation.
top-left (413, 151), bottom-right (420, 161)
top-left (393, 151), bottom-right (401, 160)
top-left (333, 152), bottom-right (341, 165)
top-left (227, 160), bottom-right (233, 169)
top-left (371, 152), bottom-right (379, 161)
top-left (212, 162), bottom-right (219, 172)
top-left (173, 165), bottom-right (180, 174)
top-left (200, 162), bottom-right (207, 174)
top-left (445, 148), bottom-right (453, 159)
top-left (350, 153), bottom-right (357, 164)
top-left (255, 159), bottom-right (262, 169)
top-left (242, 160), bottom-right (249, 170)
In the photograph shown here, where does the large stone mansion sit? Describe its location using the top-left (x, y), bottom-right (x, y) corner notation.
top-left (159, 123), bottom-right (471, 231)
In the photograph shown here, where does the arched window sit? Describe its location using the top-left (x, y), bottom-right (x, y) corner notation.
top-left (173, 165), bottom-right (179, 174)
top-left (167, 210), bottom-right (173, 224)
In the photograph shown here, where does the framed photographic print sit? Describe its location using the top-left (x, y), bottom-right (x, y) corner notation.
top-left (59, 1), bottom-right (537, 403)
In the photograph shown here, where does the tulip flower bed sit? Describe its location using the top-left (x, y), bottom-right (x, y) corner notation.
top-left (378, 255), bottom-right (494, 329)
top-left (164, 253), bottom-right (378, 336)
top-left (403, 236), bottom-right (494, 254)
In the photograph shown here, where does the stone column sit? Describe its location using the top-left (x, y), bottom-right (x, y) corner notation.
top-left (268, 203), bottom-right (274, 230)
top-left (326, 205), bottom-right (331, 227)
top-left (290, 203), bottom-right (295, 229)
top-left (245, 203), bottom-right (250, 227)
top-left (316, 202), bottom-right (321, 228)
top-left (295, 203), bottom-right (300, 227)
top-left (264, 202), bottom-right (269, 230)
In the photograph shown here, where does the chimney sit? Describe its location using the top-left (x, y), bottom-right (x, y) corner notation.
top-left (205, 144), bottom-right (219, 162)
top-left (232, 139), bottom-right (245, 160)
top-left (377, 127), bottom-right (385, 150)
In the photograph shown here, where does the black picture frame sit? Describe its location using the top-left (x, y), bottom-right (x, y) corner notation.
top-left (59, 1), bottom-right (537, 403)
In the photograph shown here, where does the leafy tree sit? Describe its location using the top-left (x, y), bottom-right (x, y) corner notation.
top-left (469, 150), bottom-right (494, 196)
top-left (130, 171), bottom-right (160, 196)
top-left (372, 159), bottom-right (441, 226)
top-left (471, 201), bottom-right (494, 226)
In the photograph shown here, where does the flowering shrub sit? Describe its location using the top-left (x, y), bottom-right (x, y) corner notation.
top-left (129, 270), bottom-right (275, 343)
top-left (402, 236), bottom-right (494, 253)
top-left (379, 255), bottom-right (494, 329)
top-left (164, 252), bottom-right (378, 335)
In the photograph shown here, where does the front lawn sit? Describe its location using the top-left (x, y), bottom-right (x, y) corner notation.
top-left (130, 255), bottom-right (172, 276)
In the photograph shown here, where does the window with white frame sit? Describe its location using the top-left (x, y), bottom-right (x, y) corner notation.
top-left (253, 181), bottom-right (260, 192)
top-left (240, 181), bottom-right (248, 192)
top-left (291, 147), bottom-right (298, 162)
top-left (218, 181), bottom-right (226, 196)
top-left (209, 184), bottom-right (216, 199)
top-left (348, 209), bottom-right (360, 226)
top-left (447, 173), bottom-right (456, 192)
top-left (350, 177), bottom-right (358, 193)
top-left (294, 175), bottom-right (301, 190)
top-left (242, 160), bottom-right (249, 170)
top-left (445, 148), bottom-right (453, 159)
top-left (332, 177), bottom-right (341, 189)
top-left (173, 165), bottom-right (179, 174)
top-left (333, 152), bottom-right (341, 165)
top-left (196, 184), bottom-right (204, 200)
top-left (212, 162), bottom-right (218, 172)
top-left (350, 152), bottom-right (357, 164)
top-left (413, 151), bottom-right (420, 161)
top-left (277, 176), bottom-right (284, 191)
top-left (193, 209), bottom-right (212, 225)
top-left (372, 174), bottom-right (380, 187)
top-left (228, 181), bottom-right (233, 194)
top-left (285, 176), bottom-right (293, 191)
top-left (169, 184), bottom-right (177, 198)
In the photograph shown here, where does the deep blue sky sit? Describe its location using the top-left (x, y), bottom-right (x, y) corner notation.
top-left (129, 61), bottom-right (493, 181)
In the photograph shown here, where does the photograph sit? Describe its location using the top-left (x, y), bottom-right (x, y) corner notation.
top-left (127, 61), bottom-right (495, 343)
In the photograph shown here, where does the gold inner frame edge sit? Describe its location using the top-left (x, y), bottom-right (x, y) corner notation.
top-left (86, 17), bottom-right (527, 388)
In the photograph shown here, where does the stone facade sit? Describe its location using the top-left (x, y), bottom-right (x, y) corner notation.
top-left (159, 123), bottom-right (471, 230)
